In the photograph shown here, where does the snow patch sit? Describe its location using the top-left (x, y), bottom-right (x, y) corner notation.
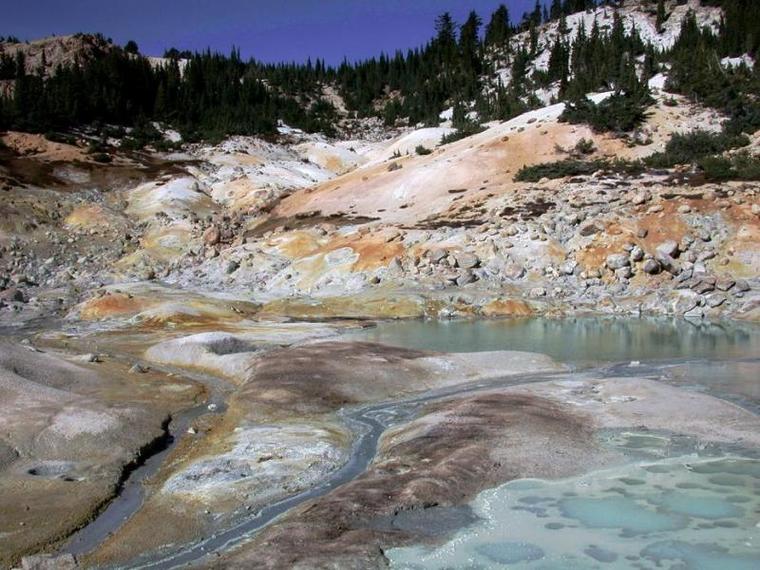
top-left (721, 55), bottom-right (755, 70)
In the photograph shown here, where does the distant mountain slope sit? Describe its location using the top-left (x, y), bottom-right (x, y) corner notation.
top-left (0, 1), bottom-right (757, 142)
top-left (0, 33), bottom-right (113, 76)
top-left (488, 0), bottom-right (724, 90)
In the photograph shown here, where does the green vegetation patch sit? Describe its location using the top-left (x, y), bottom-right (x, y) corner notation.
top-left (560, 90), bottom-right (653, 133)
top-left (699, 153), bottom-right (760, 182)
top-left (645, 130), bottom-right (750, 168)
top-left (514, 158), bottom-right (644, 182)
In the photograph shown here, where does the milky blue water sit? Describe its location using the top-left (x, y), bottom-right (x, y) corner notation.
top-left (356, 318), bottom-right (760, 366)
top-left (387, 449), bottom-right (760, 569)
top-left (372, 318), bottom-right (760, 570)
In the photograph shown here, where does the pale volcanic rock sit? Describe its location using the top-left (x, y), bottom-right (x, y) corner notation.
top-left (0, 340), bottom-right (182, 566)
top-left (126, 176), bottom-right (216, 222)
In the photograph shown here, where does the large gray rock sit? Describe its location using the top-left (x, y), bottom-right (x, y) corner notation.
top-left (656, 240), bottom-right (679, 258)
top-left (456, 271), bottom-right (477, 287)
top-left (455, 252), bottom-right (480, 270)
top-left (673, 294), bottom-right (699, 315)
top-left (706, 294), bottom-right (727, 308)
top-left (693, 280), bottom-right (715, 295)
top-left (428, 249), bottom-right (447, 264)
top-left (684, 306), bottom-right (705, 320)
top-left (642, 259), bottom-right (661, 275)
top-left (606, 254), bottom-right (630, 270)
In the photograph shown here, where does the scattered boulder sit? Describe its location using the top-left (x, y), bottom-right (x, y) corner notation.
top-left (656, 240), bottom-right (679, 258)
top-left (454, 252), bottom-right (480, 270)
top-left (456, 271), bottom-right (477, 287)
top-left (735, 280), bottom-right (750, 292)
top-left (642, 259), bottom-right (661, 275)
top-left (631, 191), bottom-right (651, 205)
top-left (203, 225), bottom-right (221, 246)
top-left (615, 266), bottom-right (633, 280)
top-left (579, 223), bottom-right (601, 237)
top-left (0, 287), bottom-right (27, 303)
top-left (656, 253), bottom-right (681, 275)
top-left (428, 249), bottom-right (447, 264)
top-left (502, 262), bottom-right (526, 280)
top-left (73, 353), bottom-right (101, 363)
top-left (606, 254), bottom-right (630, 270)
top-left (559, 260), bottom-right (577, 276)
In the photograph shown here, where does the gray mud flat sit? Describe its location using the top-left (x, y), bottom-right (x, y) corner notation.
top-left (116, 364), bottom-right (636, 569)
top-left (109, 369), bottom-right (572, 569)
top-left (13, 320), bottom-right (755, 569)
top-left (63, 405), bottom-right (205, 557)
top-left (125, 405), bottom-right (384, 569)
top-left (61, 362), bottom-right (232, 559)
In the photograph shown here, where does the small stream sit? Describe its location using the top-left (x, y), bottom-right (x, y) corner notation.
top-left (119, 359), bottom-right (760, 568)
top-left (60, 360), bottom-right (232, 559)
top-left (43, 317), bottom-right (760, 568)
top-left (124, 367), bottom-right (584, 569)
top-left (63, 401), bottom-right (211, 557)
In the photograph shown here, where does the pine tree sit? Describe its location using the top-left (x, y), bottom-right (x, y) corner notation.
top-left (7, 0), bottom-right (758, 142)
top-left (656, 0), bottom-right (667, 34)
top-left (531, 1), bottom-right (543, 26)
top-left (484, 5), bottom-right (511, 47)
top-left (435, 13), bottom-right (457, 51)
top-left (548, 38), bottom-right (570, 85)
top-left (459, 11), bottom-right (482, 82)
top-left (559, 13), bottom-right (569, 35)
top-left (719, 0), bottom-right (760, 57)
top-left (511, 45), bottom-right (530, 92)
top-left (529, 21), bottom-right (540, 56)
top-left (550, 0), bottom-right (563, 20)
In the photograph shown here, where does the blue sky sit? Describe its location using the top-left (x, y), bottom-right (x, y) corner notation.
top-left (3, 0), bottom-right (545, 64)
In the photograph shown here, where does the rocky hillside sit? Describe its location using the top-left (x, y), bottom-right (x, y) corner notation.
top-left (486, 0), bottom-right (725, 95)
top-left (2, 82), bottom-right (758, 326)
top-left (2, 3), bottom-right (760, 569)
top-left (0, 33), bottom-right (112, 76)
top-left (0, 0), bottom-right (758, 326)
